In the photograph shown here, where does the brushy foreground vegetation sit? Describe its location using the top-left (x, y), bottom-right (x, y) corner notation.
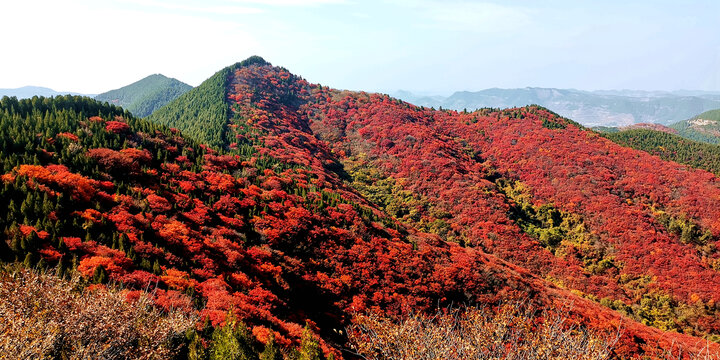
top-left (347, 302), bottom-right (618, 360)
top-left (4, 266), bottom-right (720, 359)
top-left (347, 303), bottom-right (720, 360)
top-left (0, 267), bottom-right (196, 359)
top-left (0, 266), bottom-right (328, 360)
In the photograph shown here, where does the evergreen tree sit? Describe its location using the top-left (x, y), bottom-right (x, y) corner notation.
top-left (93, 266), bottom-right (108, 284)
top-left (209, 312), bottom-right (258, 360)
top-left (298, 325), bottom-right (322, 360)
top-left (260, 333), bottom-right (282, 360)
top-left (187, 329), bottom-right (208, 360)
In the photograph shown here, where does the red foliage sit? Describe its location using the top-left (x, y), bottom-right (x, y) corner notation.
top-left (120, 148), bottom-right (152, 163)
top-left (105, 120), bottom-right (130, 134)
top-left (147, 193), bottom-right (172, 213)
top-left (161, 268), bottom-right (195, 291)
top-left (3, 164), bottom-right (99, 202)
top-left (39, 246), bottom-right (62, 262)
top-left (87, 148), bottom-right (144, 173)
top-left (56, 132), bottom-right (79, 142)
top-left (76, 208), bottom-right (104, 223)
top-left (218, 63), bottom-right (720, 354)
top-left (11, 61), bottom-right (720, 358)
top-left (121, 270), bottom-right (160, 288)
top-left (153, 288), bottom-right (193, 312)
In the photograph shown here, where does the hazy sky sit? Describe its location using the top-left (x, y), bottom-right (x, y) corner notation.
top-left (2, 0), bottom-right (719, 94)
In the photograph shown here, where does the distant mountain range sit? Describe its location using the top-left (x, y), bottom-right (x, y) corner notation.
top-left (5, 83), bottom-right (720, 126)
top-left (1, 75), bottom-right (192, 118)
top-left (393, 88), bottom-right (720, 127)
top-left (95, 74), bottom-right (192, 117)
top-left (0, 86), bottom-right (90, 99)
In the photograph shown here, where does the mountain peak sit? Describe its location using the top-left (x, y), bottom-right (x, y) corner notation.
top-left (95, 74), bottom-right (192, 117)
top-left (232, 55), bottom-right (271, 69)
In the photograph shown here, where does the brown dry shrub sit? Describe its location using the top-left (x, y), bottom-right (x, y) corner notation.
top-left (659, 341), bottom-right (720, 360)
top-left (0, 267), bottom-right (196, 359)
top-left (347, 302), bottom-right (618, 360)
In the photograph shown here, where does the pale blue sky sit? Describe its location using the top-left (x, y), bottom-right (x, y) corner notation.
top-left (1, 0), bottom-right (719, 94)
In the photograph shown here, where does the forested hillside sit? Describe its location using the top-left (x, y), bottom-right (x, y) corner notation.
top-left (4, 58), bottom-right (720, 359)
top-left (0, 94), bottom-right (648, 359)
top-left (670, 108), bottom-right (720, 144)
top-left (604, 129), bottom-right (720, 175)
top-left (95, 74), bottom-right (191, 117)
top-left (146, 57), bottom-right (270, 148)
top-left (148, 58), bottom-right (720, 356)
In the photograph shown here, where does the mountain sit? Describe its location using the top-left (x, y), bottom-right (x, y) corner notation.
top-left (4, 58), bottom-right (720, 358)
top-left (592, 89), bottom-right (720, 98)
top-left (0, 85), bottom-right (88, 99)
top-left (148, 57), bottom-right (720, 355)
top-left (394, 88), bottom-right (720, 127)
top-left (144, 57), bottom-right (255, 148)
top-left (0, 93), bottom-right (644, 358)
top-left (390, 89), bottom-right (446, 105)
top-left (594, 123), bottom-right (678, 135)
top-left (95, 74), bottom-right (192, 117)
top-left (669, 108), bottom-right (720, 144)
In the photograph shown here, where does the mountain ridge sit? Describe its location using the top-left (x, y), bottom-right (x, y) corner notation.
top-left (94, 74), bottom-right (192, 117)
top-left (393, 87), bottom-right (720, 127)
top-left (0, 85), bottom-right (90, 98)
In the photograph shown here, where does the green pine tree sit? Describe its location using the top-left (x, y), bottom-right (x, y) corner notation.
top-left (298, 325), bottom-right (322, 360)
top-left (187, 329), bottom-right (208, 360)
top-left (260, 333), bottom-right (282, 360)
top-left (93, 265), bottom-right (108, 283)
top-left (209, 312), bottom-right (258, 360)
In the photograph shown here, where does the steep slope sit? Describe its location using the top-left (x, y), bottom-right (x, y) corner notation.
top-left (95, 74), bottom-right (192, 117)
top-left (148, 58), bottom-right (720, 357)
top-left (146, 56), bottom-right (269, 148)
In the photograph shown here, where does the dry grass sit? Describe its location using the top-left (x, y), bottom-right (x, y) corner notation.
top-left (346, 302), bottom-right (618, 360)
top-left (659, 341), bottom-right (720, 360)
top-left (0, 267), bottom-right (196, 359)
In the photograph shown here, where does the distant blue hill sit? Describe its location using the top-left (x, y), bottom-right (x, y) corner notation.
top-left (393, 88), bottom-right (720, 127)
top-left (0, 86), bottom-right (90, 99)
